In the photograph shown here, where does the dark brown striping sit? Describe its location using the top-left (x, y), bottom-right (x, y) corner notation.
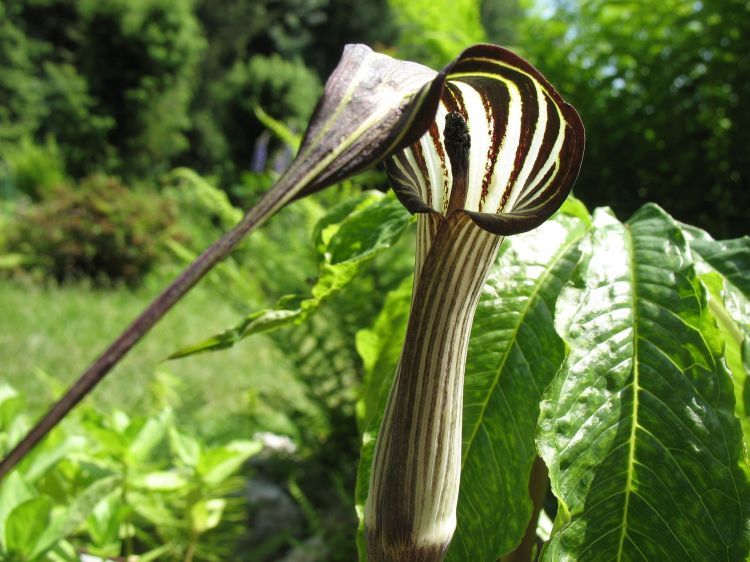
top-left (479, 88), bottom-right (497, 211)
top-left (456, 76), bottom-right (510, 211)
top-left (504, 69), bottom-right (541, 211)
top-left (410, 222), bottom-right (472, 459)
top-left (446, 51), bottom-right (569, 109)
top-left (399, 152), bottom-right (427, 200)
top-left (428, 226), bottom-right (490, 493)
top-left (399, 152), bottom-right (423, 191)
top-left (517, 160), bottom-right (559, 209)
top-left (411, 141), bottom-right (431, 205)
top-left (522, 90), bottom-right (561, 203)
top-left (365, 212), bottom-right (501, 561)
top-left (421, 224), bottom-right (477, 492)
top-left (444, 82), bottom-right (468, 119)
top-left (427, 122), bottom-right (449, 211)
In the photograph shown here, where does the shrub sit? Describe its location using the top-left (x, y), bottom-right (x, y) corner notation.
top-left (1, 136), bottom-right (67, 200)
top-left (7, 174), bottom-right (174, 285)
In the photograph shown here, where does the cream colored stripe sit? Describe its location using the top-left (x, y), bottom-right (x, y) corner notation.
top-left (503, 79), bottom-right (549, 211)
top-left (449, 83), bottom-right (492, 213)
top-left (520, 112), bottom-right (565, 208)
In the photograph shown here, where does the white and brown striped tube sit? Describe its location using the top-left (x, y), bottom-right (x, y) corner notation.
top-left (364, 212), bottom-right (501, 562)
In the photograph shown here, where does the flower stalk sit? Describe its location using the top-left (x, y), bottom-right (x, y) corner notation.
top-left (0, 44), bottom-right (446, 481)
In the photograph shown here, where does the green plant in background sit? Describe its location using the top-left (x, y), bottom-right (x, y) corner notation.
top-left (0, 382), bottom-right (261, 562)
top-left (0, 136), bottom-right (67, 200)
top-left (7, 174), bottom-right (174, 286)
top-left (0, 0), bottom-right (204, 180)
top-left (388, 0), bottom-right (485, 68)
top-left (518, 0), bottom-right (750, 238)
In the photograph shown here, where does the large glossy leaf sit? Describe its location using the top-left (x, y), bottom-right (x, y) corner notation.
top-left (0, 472), bottom-right (35, 551)
top-left (447, 201), bottom-right (589, 561)
top-left (354, 201), bottom-right (589, 561)
top-left (681, 227), bottom-right (750, 464)
top-left (698, 271), bottom-right (750, 464)
top-left (170, 192), bottom-right (414, 359)
top-left (538, 205), bottom-right (750, 561)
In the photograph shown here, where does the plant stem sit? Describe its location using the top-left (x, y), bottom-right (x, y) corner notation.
top-left (184, 532), bottom-right (198, 562)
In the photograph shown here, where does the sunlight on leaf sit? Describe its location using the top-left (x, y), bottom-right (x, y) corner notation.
top-left (538, 205), bottom-right (750, 561)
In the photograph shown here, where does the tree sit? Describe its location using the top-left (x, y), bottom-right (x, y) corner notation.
top-left (518, 0), bottom-right (750, 237)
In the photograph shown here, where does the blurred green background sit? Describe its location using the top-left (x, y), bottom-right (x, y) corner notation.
top-left (0, 0), bottom-right (747, 560)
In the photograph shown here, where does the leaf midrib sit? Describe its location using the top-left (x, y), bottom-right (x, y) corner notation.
top-left (616, 223), bottom-right (640, 561)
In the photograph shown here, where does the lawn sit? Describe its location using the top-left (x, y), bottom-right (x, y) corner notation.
top-left (0, 275), bottom-right (307, 438)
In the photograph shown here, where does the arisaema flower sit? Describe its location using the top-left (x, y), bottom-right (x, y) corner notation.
top-left (359, 46), bottom-right (584, 561)
top-left (1, 46), bottom-right (583, 562)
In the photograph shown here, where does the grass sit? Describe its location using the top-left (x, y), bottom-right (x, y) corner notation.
top-left (0, 273), bottom-right (316, 439)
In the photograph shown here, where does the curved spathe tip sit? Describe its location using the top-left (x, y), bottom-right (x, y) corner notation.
top-left (387, 44), bottom-right (585, 236)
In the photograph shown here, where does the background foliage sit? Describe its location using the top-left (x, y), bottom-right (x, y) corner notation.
top-left (1, 0), bottom-right (748, 560)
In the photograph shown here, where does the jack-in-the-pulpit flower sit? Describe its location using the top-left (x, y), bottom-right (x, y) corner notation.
top-left (364, 46), bottom-right (583, 561)
top-left (1, 51), bottom-right (583, 562)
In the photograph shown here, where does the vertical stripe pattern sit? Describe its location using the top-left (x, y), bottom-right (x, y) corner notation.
top-left (365, 213), bottom-right (502, 561)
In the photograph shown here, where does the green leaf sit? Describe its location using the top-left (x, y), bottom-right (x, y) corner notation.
top-left (254, 105), bottom-right (302, 151)
top-left (699, 271), bottom-right (750, 460)
top-left (128, 491), bottom-right (181, 528)
top-left (128, 409), bottom-right (173, 463)
top-left (170, 192), bottom-right (414, 359)
top-left (538, 205), bottom-right (750, 561)
top-left (0, 472), bottom-right (36, 550)
top-left (167, 168), bottom-right (243, 227)
top-left (86, 492), bottom-right (124, 551)
top-left (57, 476), bottom-right (121, 539)
top-left (191, 498), bottom-right (226, 534)
top-left (20, 435), bottom-right (87, 483)
top-left (685, 230), bottom-right (750, 299)
top-left (0, 385), bottom-right (24, 432)
top-left (354, 205), bottom-right (588, 561)
top-left (132, 471), bottom-right (188, 492)
top-left (137, 543), bottom-right (174, 562)
top-left (0, 254), bottom-right (29, 269)
top-left (682, 227), bottom-right (750, 450)
top-left (355, 275), bottom-right (414, 434)
top-left (447, 207), bottom-right (588, 561)
top-left (5, 496), bottom-right (52, 557)
top-left (169, 428), bottom-right (201, 468)
top-left (198, 440), bottom-right (262, 487)
top-left (44, 540), bottom-right (79, 562)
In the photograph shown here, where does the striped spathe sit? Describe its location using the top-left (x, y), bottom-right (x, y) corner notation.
top-left (365, 45), bottom-right (583, 562)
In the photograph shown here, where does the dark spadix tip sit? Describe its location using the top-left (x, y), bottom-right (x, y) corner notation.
top-left (443, 112), bottom-right (470, 157)
top-left (444, 112), bottom-right (471, 214)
